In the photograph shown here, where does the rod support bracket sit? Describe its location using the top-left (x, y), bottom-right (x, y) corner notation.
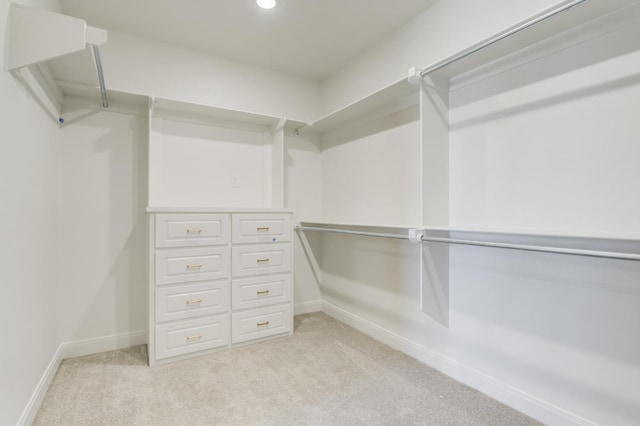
top-left (409, 228), bottom-right (426, 243)
top-left (407, 66), bottom-right (424, 86)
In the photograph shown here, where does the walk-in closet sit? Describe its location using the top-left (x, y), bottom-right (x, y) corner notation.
top-left (2, 0), bottom-right (639, 424)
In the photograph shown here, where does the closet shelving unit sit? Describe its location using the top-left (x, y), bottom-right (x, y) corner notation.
top-left (145, 99), bottom-right (306, 365)
top-left (293, 0), bottom-right (640, 326)
top-left (297, 79), bottom-right (417, 134)
top-left (7, 3), bottom-right (110, 124)
top-left (294, 0), bottom-right (640, 237)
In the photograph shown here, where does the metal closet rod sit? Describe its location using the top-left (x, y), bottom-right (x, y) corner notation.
top-left (90, 45), bottom-right (109, 109)
top-left (419, 0), bottom-right (587, 78)
top-left (295, 225), bottom-right (410, 240)
top-left (294, 225), bottom-right (640, 262)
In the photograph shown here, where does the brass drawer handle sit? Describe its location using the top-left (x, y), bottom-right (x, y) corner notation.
top-left (256, 258), bottom-right (270, 264)
top-left (256, 227), bottom-right (270, 232)
top-left (257, 321), bottom-right (270, 327)
top-left (186, 228), bottom-right (203, 234)
top-left (186, 299), bottom-right (202, 305)
top-left (186, 264), bottom-right (203, 269)
top-left (186, 334), bottom-right (202, 340)
top-left (256, 290), bottom-right (270, 295)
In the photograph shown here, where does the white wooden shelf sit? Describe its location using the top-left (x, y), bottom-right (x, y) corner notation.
top-left (427, 0), bottom-right (637, 84)
top-left (7, 3), bottom-right (108, 124)
top-left (147, 206), bottom-right (295, 214)
top-left (152, 97), bottom-right (307, 133)
top-left (299, 79), bottom-right (417, 134)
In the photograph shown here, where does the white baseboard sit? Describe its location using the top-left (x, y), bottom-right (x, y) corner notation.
top-left (321, 301), bottom-right (595, 426)
top-left (17, 345), bottom-right (65, 426)
top-left (294, 299), bottom-right (322, 315)
top-left (59, 330), bottom-right (146, 360)
top-left (18, 330), bottom-right (146, 426)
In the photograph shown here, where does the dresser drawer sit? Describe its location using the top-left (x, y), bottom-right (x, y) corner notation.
top-left (231, 244), bottom-right (290, 278)
top-left (155, 315), bottom-right (230, 360)
top-left (156, 247), bottom-right (229, 285)
top-left (232, 214), bottom-right (291, 244)
top-left (156, 281), bottom-right (229, 322)
top-left (232, 274), bottom-right (290, 310)
top-left (156, 213), bottom-right (230, 248)
top-left (232, 304), bottom-right (291, 344)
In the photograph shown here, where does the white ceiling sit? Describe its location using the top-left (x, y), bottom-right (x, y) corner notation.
top-left (59, 0), bottom-right (440, 81)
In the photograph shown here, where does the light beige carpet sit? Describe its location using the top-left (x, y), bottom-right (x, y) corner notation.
top-left (34, 312), bottom-right (540, 425)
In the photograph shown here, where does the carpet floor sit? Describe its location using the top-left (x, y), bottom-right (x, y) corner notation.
top-left (34, 312), bottom-right (540, 425)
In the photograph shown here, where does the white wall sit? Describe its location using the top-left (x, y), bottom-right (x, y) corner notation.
top-left (0, 1), bottom-right (61, 424)
top-left (100, 31), bottom-right (321, 124)
top-left (449, 18), bottom-right (640, 237)
top-left (56, 108), bottom-right (148, 344)
top-left (320, 106), bottom-right (421, 226)
top-left (148, 116), bottom-right (269, 208)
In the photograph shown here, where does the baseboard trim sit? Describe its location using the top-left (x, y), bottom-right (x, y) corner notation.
top-left (18, 330), bottom-right (146, 426)
top-left (294, 299), bottom-right (322, 315)
top-left (321, 301), bottom-right (595, 426)
top-left (17, 344), bottom-right (64, 426)
top-left (59, 330), bottom-right (147, 360)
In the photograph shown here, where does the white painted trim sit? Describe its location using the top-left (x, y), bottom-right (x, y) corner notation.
top-left (17, 330), bottom-right (147, 425)
top-left (294, 299), bottom-right (322, 315)
top-left (59, 330), bottom-right (147, 360)
top-left (17, 345), bottom-right (64, 426)
top-left (321, 301), bottom-right (596, 426)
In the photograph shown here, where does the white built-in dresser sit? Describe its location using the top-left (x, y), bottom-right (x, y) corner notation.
top-left (147, 208), bottom-right (293, 366)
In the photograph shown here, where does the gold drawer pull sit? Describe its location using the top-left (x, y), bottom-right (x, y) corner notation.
top-left (186, 334), bottom-right (202, 340)
top-left (186, 228), bottom-right (203, 234)
top-left (256, 227), bottom-right (270, 232)
top-left (186, 264), bottom-right (203, 269)
top-left (256, 290), bottom-right (270, 295)
top-left (256, 258), bottom-right (270, 264)
top-left (186, 299), bottom-right (202, 305)
top-left (257, 321), bottom-right (270, 327)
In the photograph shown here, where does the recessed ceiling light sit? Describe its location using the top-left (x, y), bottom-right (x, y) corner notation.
top-left (257, 0), bottom-right (277, 10)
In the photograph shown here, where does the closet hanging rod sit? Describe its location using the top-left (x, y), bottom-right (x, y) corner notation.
top-left (418, 0), bottom-right (587, 78)
top-left (295, 225), bottom-right (409, 240)
top-left (90, 45), bottom-right (109, 109)
top-left (418, 235), bottom-right (640, 262)
top-left (294, 225), bottom-right (640, 262)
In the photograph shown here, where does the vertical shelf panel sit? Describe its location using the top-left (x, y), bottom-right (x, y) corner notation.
top-left (420, 79), bottom-right (450, 326)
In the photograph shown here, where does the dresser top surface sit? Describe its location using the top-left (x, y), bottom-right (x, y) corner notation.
top-left (147, 206), bottom-right (295, 214)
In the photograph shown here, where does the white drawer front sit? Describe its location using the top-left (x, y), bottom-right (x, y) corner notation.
top-left (232, 274), bottom-right (291, 310)
top-left (156, 213), bottom-right (230, 248)
top-left (156, 247), bottom-right (229, 285)
top-left (155, 315), bottom-right (230, 360)
top-left (156, 281), bottom-right (229, 322)
top-left (232, 214), bottom-right (291, 244)
top-left (232, 244), bottom-right (290, 277)
top-left (232, 304), bottom-right (292, 344)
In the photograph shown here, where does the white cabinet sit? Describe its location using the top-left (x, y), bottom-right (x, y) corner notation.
top-left (148, 210), bottom-right (293, 365)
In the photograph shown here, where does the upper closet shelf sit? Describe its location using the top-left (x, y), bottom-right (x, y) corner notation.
top-left (299, 78), bottom-right (417, 134)
top-left (420, 0), bottom-right (637, 84)
top-left (7, 3), bottom-right (108, 124)
top-left (151, 97), bottom-right (307, 133)
top-left (294, 0), bottom-right (638, 136)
